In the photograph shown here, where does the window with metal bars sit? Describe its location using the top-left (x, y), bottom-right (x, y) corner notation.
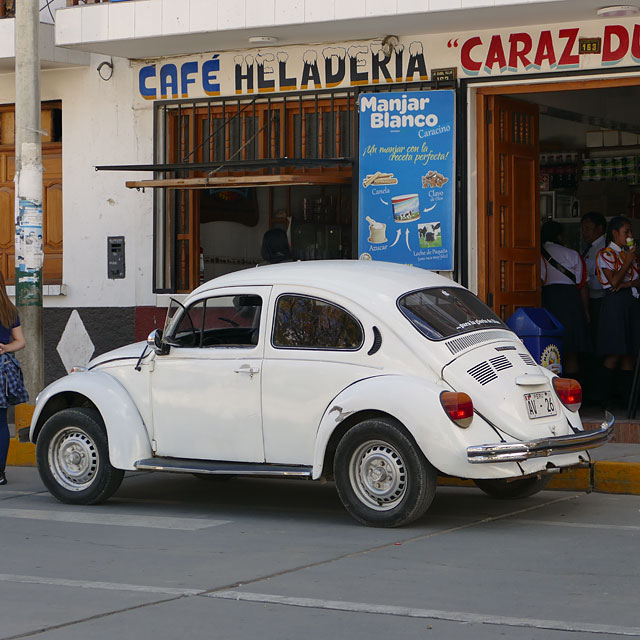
top-left (152, 81), bottom-right (448, 293)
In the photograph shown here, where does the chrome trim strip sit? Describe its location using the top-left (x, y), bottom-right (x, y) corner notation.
top-left (135, 457), bottom-right (312, 478)
top-left (466, 412), bottom-right (615, 464)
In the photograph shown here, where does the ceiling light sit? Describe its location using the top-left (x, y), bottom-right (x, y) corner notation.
top-left (248, 36), bottom-right (279, 44)
top-left (596, 5), bottom-right (640, 17)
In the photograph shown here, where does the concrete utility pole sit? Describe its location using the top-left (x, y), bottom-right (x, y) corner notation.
top-left (14, 0), bottom-right (44, 430)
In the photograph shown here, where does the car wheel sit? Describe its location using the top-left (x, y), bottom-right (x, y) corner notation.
top-left (334, 418), bottom-right (437, 527)
top-left (473, 475), bottom-right (552, 499)
top-left (36, 407), bottom-right (124, 505)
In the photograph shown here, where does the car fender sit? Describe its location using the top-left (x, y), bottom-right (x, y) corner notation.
top-left (312, 374), bottom-right (514, 480)
top-left (31, 371), bottom-right (152, 470)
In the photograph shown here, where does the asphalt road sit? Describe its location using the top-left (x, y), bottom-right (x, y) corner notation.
top-left (1, 466), bottom-right (639, 640)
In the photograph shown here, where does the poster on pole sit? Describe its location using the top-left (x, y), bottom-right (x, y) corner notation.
top-left (357, 90), bottom-right (455, 270)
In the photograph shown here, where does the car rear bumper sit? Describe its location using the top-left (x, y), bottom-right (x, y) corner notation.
top-left (466, 412), bottom-right (615, 464)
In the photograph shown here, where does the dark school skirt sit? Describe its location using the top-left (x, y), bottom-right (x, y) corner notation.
top-left (596, 288), bottom-right (640, 356)
top-left (542, 284), bottom-right (591, 353)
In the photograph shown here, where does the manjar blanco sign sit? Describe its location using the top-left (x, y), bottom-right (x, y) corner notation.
top-left (357, 90), bottom-right (455, 271)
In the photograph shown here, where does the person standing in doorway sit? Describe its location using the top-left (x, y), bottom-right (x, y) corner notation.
top-left (580, 211), bottom-right (607, 401)
top-left (0, 272), bottom-right (27, 486)
top-left (596, 215), bottom-right (640, 410)
top-left (541, 220), bottom-right (590, 382)
top-left (581, 211), bottom-right (607, 333)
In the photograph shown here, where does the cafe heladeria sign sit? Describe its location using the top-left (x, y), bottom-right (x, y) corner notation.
top-left (358, 90), bottom-right (455, 271)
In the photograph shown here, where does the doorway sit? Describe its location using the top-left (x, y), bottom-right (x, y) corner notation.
top-left (476, 76), bottom-right (640, 316)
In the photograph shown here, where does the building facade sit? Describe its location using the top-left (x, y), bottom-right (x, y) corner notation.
top-left (2, 0), bottom-right (640, 382)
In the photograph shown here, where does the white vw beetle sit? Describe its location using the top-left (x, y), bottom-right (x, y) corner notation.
top-left (27, 261), bottom-right (613, 527)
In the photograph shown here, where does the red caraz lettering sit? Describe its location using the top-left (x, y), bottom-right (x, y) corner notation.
top-left (558, 28), bottom-right (579, 66)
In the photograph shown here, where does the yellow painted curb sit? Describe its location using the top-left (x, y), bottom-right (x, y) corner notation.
top-left (547, 467), bottom-right (591, 492)
top-left (593, 461), bottom-right (640, 495)
top-left (7, 404), bottom-right (36, 467)
top-left (7, 440), bottom-right (36, 467)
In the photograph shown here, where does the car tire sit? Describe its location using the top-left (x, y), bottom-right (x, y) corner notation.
top-left (36, 407), bottom-right (124, 505)
top-left (473, 475), bottom-right (552, 499)
top-left (334, 418), bottom-right (437, 527)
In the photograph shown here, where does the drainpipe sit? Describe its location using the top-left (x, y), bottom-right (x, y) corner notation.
top-left (14, 0), bottom-right (44, 434)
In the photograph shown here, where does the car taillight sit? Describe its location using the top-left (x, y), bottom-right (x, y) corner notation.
top-left (553, 377), bottom-right (582, 412)
top-left (440, 392), bottom-right (474, 428)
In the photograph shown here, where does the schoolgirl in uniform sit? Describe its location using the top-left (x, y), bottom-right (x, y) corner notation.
top-left (596, 215), bottom-right (640, 409)
top-left (541, 220), bottom-right (590, 380)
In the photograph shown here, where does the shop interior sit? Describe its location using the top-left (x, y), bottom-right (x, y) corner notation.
top-left (200, 181), bottom-right (353, 281)
top-left (519, 85), bottom-right (640, 249)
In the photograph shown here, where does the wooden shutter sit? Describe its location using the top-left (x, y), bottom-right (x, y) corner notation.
top-left (485, 95), bottom-right (540, 320)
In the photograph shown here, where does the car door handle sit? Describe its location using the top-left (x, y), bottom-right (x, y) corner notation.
top-left (234, 365), bottom-right (260, 379)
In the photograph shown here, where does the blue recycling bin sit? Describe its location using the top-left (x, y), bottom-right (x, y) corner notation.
top-left (506, 308), bottom-right (564, 375)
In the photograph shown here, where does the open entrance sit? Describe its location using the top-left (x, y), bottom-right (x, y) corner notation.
top-left (477, 76), bottom-right (640, 412)
top-left (478, 77), bottom-right (640, 309)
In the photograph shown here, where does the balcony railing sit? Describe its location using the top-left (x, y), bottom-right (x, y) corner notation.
top-left (0, 0), bottom-right (14, 18)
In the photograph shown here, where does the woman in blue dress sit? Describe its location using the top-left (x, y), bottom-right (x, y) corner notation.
top-left (0, 272), bottom-right (26, 486)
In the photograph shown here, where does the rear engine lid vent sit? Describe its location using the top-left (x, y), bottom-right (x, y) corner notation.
top-left (467, 361), bottom-right (498, 385)
top-left (489, 355), bottom-right (513, 371)
top-left (519, 352), bottom-right (537, 367)
top-left (445, 330), bottom-right (515, 355)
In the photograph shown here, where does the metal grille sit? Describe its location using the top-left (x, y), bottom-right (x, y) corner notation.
top-left (519, 352), bottom-right (537, 367)
top-left (467, 362), bottom-right (498, 386)
top-left (444, 330), bottom-right (515, 356)
top-left (489, 355), bottom-right (513, 371)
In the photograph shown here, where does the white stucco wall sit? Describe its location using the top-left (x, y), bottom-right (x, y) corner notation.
top-left (0, 53), bottom-right (155, 309)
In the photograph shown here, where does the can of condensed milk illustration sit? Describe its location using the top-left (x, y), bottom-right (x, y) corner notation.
top-left (392, 194), bottom-right (420, 223)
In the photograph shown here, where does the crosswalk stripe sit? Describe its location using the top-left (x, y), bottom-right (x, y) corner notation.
top-left (0, 507), bottom-right (230, 530)
top-left (0, 574), bottom-right (203, 596)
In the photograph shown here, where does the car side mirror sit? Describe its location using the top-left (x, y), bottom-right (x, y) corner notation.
top-left (147, 329), bottom-right (169, 355)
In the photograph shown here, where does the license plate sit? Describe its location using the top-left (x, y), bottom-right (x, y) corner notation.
top-left (524, 391), bottom-right (557, 419)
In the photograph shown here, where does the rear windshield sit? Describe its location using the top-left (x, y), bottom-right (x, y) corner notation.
top-left (398, 287), bottom-right (507, 340)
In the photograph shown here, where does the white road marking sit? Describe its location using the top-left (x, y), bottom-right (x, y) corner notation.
top-left (0, 508), bottom-right (230, 530)
top-left (0, 574), bottom-right (203, 596)
top-left (515, 519), bottom-right (640, 532)
top-left (209, 590), bottom-right (640, 636)
top-left (0, 574), bottom-right (638, 636)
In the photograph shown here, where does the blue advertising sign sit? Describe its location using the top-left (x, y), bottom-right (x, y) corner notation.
top-left (358, 90), bottom-right (455, 270)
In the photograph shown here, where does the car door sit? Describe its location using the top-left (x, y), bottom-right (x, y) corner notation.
top-left (261, 288), bottom-right (379, 465)
top-left (150, 287), bottom-right (271, 462)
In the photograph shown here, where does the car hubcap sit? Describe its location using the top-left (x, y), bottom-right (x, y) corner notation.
top-left (349, 440), bottom-right (407, 511)
top-left (48, 427), bottom-right (99, 492)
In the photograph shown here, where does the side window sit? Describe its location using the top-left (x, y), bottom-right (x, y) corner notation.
top-left (169, 295), bottom-right (262, 348)
top-left (273, 295), bottom-right (363, 350)
top-left (169, 300), bottom-right (205, 347)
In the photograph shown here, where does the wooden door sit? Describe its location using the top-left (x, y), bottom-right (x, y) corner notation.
top-left (0, 145), bottom-right (63, 285)
top-left (483, 95), bottom-right (540, 320)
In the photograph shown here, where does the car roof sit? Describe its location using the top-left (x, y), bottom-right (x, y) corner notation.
top-left (190, 260), bottom-right (464, 306)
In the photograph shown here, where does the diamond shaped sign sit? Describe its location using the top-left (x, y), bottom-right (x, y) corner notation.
top-left (57, 310), bottom-right (95, 373)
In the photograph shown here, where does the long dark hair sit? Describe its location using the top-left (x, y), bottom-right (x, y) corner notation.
top-left (261, 228), bottom-right (292, 264)
top-left (541, 220), bottom-right (563, 245)
top-left (0, 271), bottom-right (17, 329)
top-left (606, 215), bottom-right (631, 244)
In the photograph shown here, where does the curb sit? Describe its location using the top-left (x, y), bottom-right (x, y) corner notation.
top-left (438, 461), bottom-right (640, 496)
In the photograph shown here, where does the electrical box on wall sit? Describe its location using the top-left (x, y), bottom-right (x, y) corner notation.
top-left (107, 236), bottom-right (125, 279)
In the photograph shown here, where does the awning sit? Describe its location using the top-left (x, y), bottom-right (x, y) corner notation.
top-left (125, 173), bottom-right (352, 190)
